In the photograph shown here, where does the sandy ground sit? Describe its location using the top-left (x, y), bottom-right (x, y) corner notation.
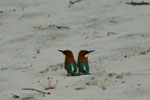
top-left (0, 0), bottom-right (150, 100)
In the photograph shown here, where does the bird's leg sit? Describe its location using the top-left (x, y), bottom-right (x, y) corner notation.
top-left (79, 72), bottom-right (84, 75)
top-left (86, 73), bottom-right (91, 75)
top-left (67, 73), bottom-right (71, 76)
top-left (79, 72), bottom-right (82, 75)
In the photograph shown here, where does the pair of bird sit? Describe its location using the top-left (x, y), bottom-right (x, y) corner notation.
top-left (58, 50), bottom-right (94, 76)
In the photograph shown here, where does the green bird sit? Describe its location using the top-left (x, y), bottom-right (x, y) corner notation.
top-left (58, 50), bottom-right (79, 76)
top-left (78, 50), bottom-right (95, 75)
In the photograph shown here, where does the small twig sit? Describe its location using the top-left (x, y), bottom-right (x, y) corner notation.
top-left (12, 95), bottom-right (20, 99)
top-left (126, 1), bottom-right (150, 6)
top-left (22, 88), bottom-right (51, 95)
top-left (70, 0), bottom-right (82, 4)
top-left (69, 0), bottom-right (82, 8)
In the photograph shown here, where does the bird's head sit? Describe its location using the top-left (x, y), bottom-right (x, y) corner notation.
top-left (58, 50), bottom-right (75, 62)
top-left (78, 50), bottom-right (95, 62)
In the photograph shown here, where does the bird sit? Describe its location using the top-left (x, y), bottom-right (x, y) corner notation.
top-left (78, 50), bottom-right (95, 75)
top-left (58, 50), bottom-right (79, 76)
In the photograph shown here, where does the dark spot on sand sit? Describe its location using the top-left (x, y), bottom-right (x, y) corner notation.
top-left (75, 87), bottom-right (86, 90)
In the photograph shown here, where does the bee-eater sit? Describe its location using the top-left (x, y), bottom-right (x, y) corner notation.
top-left (58, 50), bottom-right (79, 76)
top-left (78, 50), bottom-right (95, 75)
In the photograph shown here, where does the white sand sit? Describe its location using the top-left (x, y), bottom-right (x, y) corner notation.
top-left (0, 0), bottom-right (150, 100)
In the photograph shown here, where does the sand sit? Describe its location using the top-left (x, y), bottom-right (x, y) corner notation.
top-left (0, 0), bottom-right (150, 100)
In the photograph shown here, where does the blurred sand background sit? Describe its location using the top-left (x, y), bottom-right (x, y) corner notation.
top-left (0, 0), bottom-right (150, 100)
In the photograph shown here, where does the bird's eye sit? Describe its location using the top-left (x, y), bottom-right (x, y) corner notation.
top-left (84, 54), bottom-right (88, 58)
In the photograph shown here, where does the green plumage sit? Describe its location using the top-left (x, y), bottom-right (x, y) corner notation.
top-left (65, 62), bottom-right (79, 76)
top-left (78, 62), bottom-right (89, 74)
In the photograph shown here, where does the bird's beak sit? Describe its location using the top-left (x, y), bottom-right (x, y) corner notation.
top-left (58, 50), bottom-right (66, 59)
top-left (84, 50), bottom-right (95, 58)
top-left (58, 50), bottom-right (64, 53)
top-left (88, 50), bottom-right (95, 53)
